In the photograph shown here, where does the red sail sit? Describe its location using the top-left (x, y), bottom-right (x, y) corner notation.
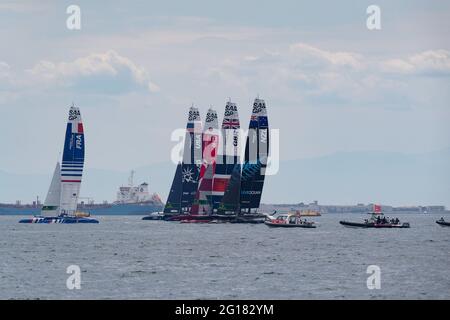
top-left (190, 108), bottom-right (219, 215)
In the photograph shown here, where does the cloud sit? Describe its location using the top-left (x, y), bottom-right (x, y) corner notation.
top-left (381, 50), bottom-right (450, 76)
top-left (28, 50), bottom-right (159, 94)
top-left (289, 43), bottom-right (365, 71)
top-left (205, 42), bottom-right (421, 108)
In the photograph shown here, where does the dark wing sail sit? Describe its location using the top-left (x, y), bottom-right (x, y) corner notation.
top-left (180, 107), bottom-right (202, 213)
top-left (254, 99), bottom-right (269, 209)
top-left (239, 98), bottom-right (268, 214)
top-left (163, 162), bottom-right (182, 214)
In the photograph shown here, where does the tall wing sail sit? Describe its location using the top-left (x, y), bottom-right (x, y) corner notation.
top-left (212, 101), bottom-right (240, 212)
top-left (180, 107), bottom-right (202, 213)
top-left (256, 98), bottom-right (269, 207)
top-left (163, 162), bottom-right (183, 214)
top-left (41, 162), bottom-right (61, 216)
top-left (191, 108), bottom-right (219, 215)
top-left (239, 98), bottom-right (269, 214)
top-left (60, 106), bottom-right (85, 215)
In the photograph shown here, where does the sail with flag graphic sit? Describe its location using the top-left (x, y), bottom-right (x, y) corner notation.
top-left (60, 106), bottom-right (85, 216)
top-left (212, 101), bottom-right (240, 212)
top-left (191, 108), bottom-right (219, 215)
top-left (239, 98), bottom-right (269, 214)
top-left (40, 162), bottom-right (61, 216)
top-left (192, 161), bottom-right (215, 215)
top-left (18, 105), bottom-right (99, 223)
top-left (180, 106), bottom-right (203, 213)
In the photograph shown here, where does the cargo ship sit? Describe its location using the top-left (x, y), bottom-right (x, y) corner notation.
top-left (1, 171), bottom-right (163, 216)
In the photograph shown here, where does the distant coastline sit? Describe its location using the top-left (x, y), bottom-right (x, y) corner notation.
top-left (260, 201), bottom-right (448, 215)
top-left (1, 200), bottom-right (448, 215)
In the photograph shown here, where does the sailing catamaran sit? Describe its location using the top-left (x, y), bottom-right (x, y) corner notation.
top-left (189, 108), bottom-right (219, 218)
top-left (19, 105), bottom-right (98, 224)
top-left (231, 97), bottom-right (269, 223)
top-left (153, 98), bottom-right (270, 223)
top-left (158, 106), bottom-right (203, 221)
top-left (188, 97), bottom-right (270, 223)
top-left (178, 108), bottom-right (220, 223)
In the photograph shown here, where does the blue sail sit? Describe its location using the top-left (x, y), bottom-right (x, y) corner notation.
top-left (19, 105), bottom-right (100, 224)
top-left (60, 106), bottom-right (85, 215)
top-left (239, 98), bottom-right (268, 214)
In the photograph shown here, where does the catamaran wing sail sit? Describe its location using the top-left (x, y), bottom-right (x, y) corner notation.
top-left (239, 98), bottom-right (269, 214)
top-left (191, 108), bottom-right (219, 215)
top-left (256, 98), bottom-right (269, 206)
top-left (60, 106), bottom-right (85, 216)
top-left (18, 105), bottom-right (99, 224)
top-left (212, 101), bottom-right (240, 212)
top-left (163, 162), bottom-right (183, 214)
top-left (180, 107), bottom-right (202, 213)
top-left (41, 162), bottom-right (61, 216)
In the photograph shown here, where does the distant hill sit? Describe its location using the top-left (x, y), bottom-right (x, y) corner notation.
top-left (1, 149), bottom-right (449, 207)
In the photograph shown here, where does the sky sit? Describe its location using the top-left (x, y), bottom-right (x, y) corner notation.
top-left (0, 1), bottom-right (449, 205)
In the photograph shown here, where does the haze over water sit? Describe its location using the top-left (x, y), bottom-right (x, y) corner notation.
top-left (1, 214), bottom-right (449, 299)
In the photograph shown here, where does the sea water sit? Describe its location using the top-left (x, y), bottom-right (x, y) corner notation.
top-left (0, 214), bottom-right (449, 299)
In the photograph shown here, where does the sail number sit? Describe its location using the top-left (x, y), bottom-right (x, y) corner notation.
top-left (75, 135), bottom-right (83, 149)
top-left (260, 129), bottom-right (267, 143)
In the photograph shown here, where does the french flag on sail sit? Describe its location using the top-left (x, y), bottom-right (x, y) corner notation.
top-left (65, 122), bottom-right (83, 135)
top-left (72, 123), bottom-right (84, 134)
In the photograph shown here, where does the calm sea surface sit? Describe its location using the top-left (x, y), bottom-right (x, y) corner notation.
top-left (0, 214), bottom-right (449, 299)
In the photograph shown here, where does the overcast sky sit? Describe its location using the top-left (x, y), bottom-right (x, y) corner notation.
top-left (1, 1), bottom-right (449, 204)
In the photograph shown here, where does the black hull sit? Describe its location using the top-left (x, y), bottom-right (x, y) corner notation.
top-left (163, 214), bottom-right (265, 224)
top-left (229, 216), bottom-right (265, 224)
top-left (142, 215), bottom-right (163, 220)
top-left (210, 215), bottom-right (238, 222)
top-left (436, 220), bottom-right (450, 227)
top-left (165, 214), bottom-right (214, 222)
top-left (339, 221), bottom-right (410, 228)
